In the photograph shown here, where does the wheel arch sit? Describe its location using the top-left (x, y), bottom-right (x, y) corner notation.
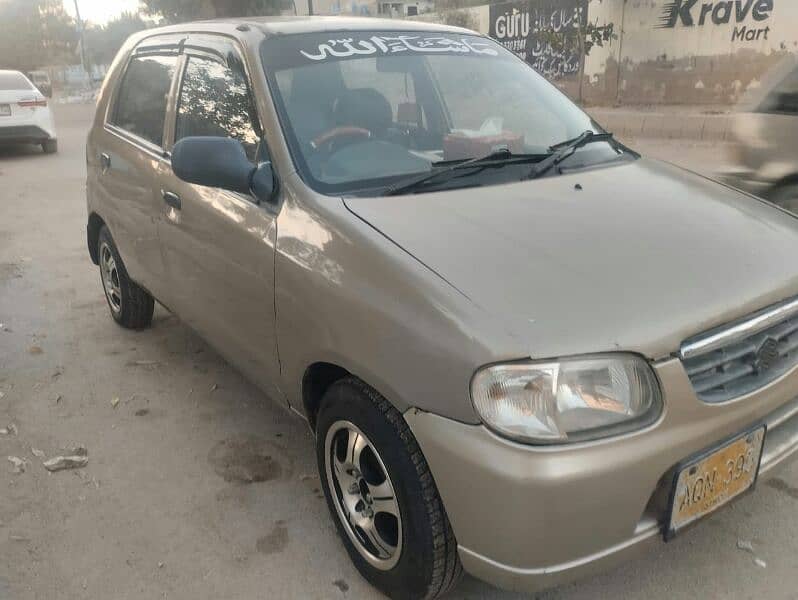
top-left (302, 362), bottom-right (352, 430)
top-left (301, 361), bottom-right (410, 431)
top-left (87, 212), bottom-right (106, 265)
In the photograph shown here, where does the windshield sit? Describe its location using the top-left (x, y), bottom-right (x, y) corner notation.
top-left (261, 32), bottom-right (613, 195)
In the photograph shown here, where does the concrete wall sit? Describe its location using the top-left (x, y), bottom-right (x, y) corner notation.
top-left (294, 0), bottom-right (379, 16)
top-left (585, 0), bottom-right (798, 104)
top-left (418, 0), bottom-right (798, 105)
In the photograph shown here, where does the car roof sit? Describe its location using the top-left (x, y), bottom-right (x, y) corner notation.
top-left (135, 15), bottom-right (476, 40)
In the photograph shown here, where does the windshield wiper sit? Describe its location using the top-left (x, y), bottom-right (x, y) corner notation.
top-left (382, 147), bottom-right (543, 196)
top-left (525, 131), bottom-right (615, 180)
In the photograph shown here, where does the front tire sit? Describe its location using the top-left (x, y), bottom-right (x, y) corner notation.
top-left (97, 226), bottom-right (154, 329)
top-left (42, 139), bottom-right (57, 154)
top-left (316, 377), bottom-right (462, 600)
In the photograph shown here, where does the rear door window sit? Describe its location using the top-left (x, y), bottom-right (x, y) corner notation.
top-left (112, 54), bottom-right (178, 147)
top-left (175, 55), bottom-right (260, 160)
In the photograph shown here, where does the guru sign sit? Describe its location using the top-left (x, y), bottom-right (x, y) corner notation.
top-left (657, 0), bottom-right (774, 41)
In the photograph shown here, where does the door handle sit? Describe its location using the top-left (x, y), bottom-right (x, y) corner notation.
top-left (161, 189), bottom-right (181, 210)
top-left (100, 152), bottom-right (111, 173)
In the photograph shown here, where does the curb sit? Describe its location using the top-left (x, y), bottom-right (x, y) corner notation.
top-left (589, 110), bottom-right (731, 141)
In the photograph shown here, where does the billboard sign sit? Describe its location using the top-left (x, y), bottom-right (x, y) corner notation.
top-left (489, 0), bottom-right (588, 79)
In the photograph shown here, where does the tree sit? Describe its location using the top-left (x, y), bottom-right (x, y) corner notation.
top-left (440, 9), bottom-right (478, 31)
top-left (434, 0), bottom-right (485, 9)
top-left (0, 0), bottom-right (78, 71)
top-left (84, 12), bottom-right (148, 67)
top-left (141, 0), bottom-right (289, 23)
top-left (538, 0), bottom-right (617, 103)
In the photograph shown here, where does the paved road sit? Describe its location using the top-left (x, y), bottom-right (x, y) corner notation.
top-left (1, 103), bottom-right (797, 600)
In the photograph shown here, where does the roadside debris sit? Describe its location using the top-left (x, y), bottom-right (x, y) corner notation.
top-left (54, 394), bottom-right (62, 404)
top-left (0, 423), bottom-right (18, 436)
top-left (0, 391), bottom-right (5, 400)
top-left (333, 579), bottom-right (350, 593)
top-left (126, 360), bottom-right (162, 368)
top-left (754, 557), bottom-right (767, 568)
top-left (28, 346), bottom-right (43, 355)
top-left (737, 539), bottom-right (754, 554)
top-left (43, 446), bottom-right (88, 472)
top-left (30, 448), bottom-right (45, 459)
top-left (7, 456), bottom-right (27, 474)
top-left (210, 383), bottom-right (219, 392)
top-left (43, 455), bottom-right (88, 472)
top-left (111, 397), bottom-right (120, 409)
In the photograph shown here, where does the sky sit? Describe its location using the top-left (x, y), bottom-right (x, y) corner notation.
top-left (62, 0), bottom-right (142, 25)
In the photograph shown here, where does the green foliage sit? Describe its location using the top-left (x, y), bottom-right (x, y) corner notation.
top-left (539, 20), bottom-right (616, 58)
top-left (84, 13), bottom-right (148, 66)
top-left (537, 0), bottom-right (616, 58)
top-left (0, 0), bottom-right (78, 71)
top-left (440, 9), bottom-right (478, 31)
top-left (141, 0), bottom-right (290, 23)
top-left (434, 0), bottom-right (484, 10)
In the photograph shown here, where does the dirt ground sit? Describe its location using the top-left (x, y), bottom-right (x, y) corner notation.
top-left (1, 103), bottom-right (797, 600)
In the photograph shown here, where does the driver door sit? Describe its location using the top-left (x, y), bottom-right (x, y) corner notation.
top-left (157, 37), bottom-right (282, 399)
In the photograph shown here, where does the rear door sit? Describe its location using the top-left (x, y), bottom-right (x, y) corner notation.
top-left (96, 41), bottom-right (181, 294)
top-left (157, 35), bottom-right (282, 398)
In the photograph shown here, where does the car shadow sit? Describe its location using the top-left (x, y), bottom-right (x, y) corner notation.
top-left (0, 142), bottom-right (47, 161)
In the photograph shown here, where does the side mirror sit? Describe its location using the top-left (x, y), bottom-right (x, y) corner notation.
top-left (250, 161), bottom-right (276, 201)
top-left (171, 136), bottom-right (276, 202)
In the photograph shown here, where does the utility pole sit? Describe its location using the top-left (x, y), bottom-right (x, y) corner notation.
top-left (308, 0), bottom-right (314, 15)
top-left (72, 0), bottom-right (89, 83)
top-left (614, 0), bottom-right (627, 106)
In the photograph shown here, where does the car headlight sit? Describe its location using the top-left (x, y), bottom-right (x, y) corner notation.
top-left (471, 354), bottom-right (661, 444)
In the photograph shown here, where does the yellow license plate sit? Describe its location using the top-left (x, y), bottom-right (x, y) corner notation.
top-left (667, 426), bottom-right (765, 539)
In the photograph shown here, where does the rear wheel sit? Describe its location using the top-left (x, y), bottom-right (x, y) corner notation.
top-left (771, 183), bottom-right (798, 215)
top-left (97, 226), bottom-right (154, 329)
top-left (42, 139), bottom-right (57, 154)
top-left (316, 377), bottom-right (463, 600)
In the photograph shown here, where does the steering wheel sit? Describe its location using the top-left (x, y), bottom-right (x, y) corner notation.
top-left (311, 126), bottom-right (371, 155)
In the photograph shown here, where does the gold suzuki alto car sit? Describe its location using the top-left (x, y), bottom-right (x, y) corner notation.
top-left (86, 17), bottom-right (798, 599)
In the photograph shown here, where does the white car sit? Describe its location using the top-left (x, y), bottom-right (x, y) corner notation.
top-left (0, 70), bottom-right (57, 153)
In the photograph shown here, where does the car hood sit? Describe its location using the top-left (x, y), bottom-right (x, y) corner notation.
top-left (344, 159), bottom-right (798, 360)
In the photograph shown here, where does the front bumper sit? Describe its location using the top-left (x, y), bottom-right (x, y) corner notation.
top-left (405, 358), bottom-right (798, 593)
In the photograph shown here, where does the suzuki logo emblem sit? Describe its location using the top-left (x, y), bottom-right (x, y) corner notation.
top-left (754, 337), bottom-right (780, 373)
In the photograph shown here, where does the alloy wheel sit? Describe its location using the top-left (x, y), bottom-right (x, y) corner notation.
top-left (325, 420), bottom-right (403, 570)
top-left (100, 242), bottom-right (122, 314)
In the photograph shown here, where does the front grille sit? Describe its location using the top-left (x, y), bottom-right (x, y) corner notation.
top-left (681, 300), bottom-right (798, 403)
